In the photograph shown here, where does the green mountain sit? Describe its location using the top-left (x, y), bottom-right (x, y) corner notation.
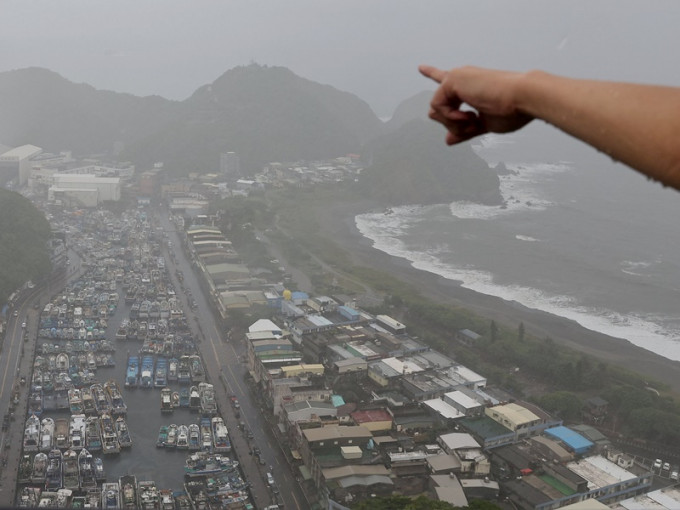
top-left (358, 119), bottom-right (502, 206)
top-left (0, 189), bottom-right (52, 305)
top-left (123, 64), bottom-right (384, 173)
top-left (0, 67), bottom-right (180, 156)
top-left (0, 65), bottom-right (383, 174)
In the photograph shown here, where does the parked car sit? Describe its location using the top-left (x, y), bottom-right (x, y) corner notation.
top-left (653, 459), bottom-right (663, 470)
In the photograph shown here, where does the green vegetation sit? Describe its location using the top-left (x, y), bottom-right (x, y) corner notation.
top-left (0, 189), bottom-right (52, 304)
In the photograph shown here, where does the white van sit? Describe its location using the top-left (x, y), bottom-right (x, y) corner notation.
top-left (266, 472), bottom-right (274, 486)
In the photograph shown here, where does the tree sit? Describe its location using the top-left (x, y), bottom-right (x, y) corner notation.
top-left (490, 320), bottom-right (498, 343)
top-left (517, 322), bottom-right (525, 342)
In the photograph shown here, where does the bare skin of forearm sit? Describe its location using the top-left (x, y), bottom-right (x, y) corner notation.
top-left (516, 71), bottom-right (680, 190)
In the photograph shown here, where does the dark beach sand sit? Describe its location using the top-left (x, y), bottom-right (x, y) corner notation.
top-left (316, 199), bottom-right (680, 393)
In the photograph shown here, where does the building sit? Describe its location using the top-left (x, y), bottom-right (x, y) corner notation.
top-left (220, 152), bottom-right (240, 179)
top-left (49, 174), bottom-right (121, 206)
top-left (0, 144), bottom-right (42, 184)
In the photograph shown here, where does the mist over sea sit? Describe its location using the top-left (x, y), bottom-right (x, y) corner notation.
top-left (356, 129), bottom-right (680, 362)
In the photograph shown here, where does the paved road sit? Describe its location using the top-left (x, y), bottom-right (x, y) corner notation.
top-left (158, 210), bottom-right (306, 509)
top-left (0, 260), bottom-right (79, 506)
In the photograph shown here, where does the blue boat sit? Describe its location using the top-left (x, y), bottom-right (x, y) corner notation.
top-left (125, 355), bottom-right (139, 388)
top-left (140, 355), bottom-right (154, 389)
top-left (154, 356), bottom-right (167, 388)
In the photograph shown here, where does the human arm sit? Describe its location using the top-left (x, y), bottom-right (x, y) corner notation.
top-left (419, 65), bottom-right (680, 191)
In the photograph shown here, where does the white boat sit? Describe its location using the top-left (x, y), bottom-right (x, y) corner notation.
top-left (40, 417), bottom-right (55, 452)
top-left (23, 414), bottom-right (40, 452)
top-left (211, 417), bottom-right (231, 453)
top-left (69, 414), bottom-right (87, 450)
top-left (176, 425), bottom-right (189, 449)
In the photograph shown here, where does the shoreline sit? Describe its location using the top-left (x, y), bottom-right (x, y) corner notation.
top-left (316, 199), bottom-right (680, 393)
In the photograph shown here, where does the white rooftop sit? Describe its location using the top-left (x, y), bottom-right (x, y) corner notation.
top-left (444, 390), bottom-right (481, 409)
top-left (382, 356), bottom-right (424, 375)
top-left (0, 144), bottom-right (42, 160)
top-left (567, 455), bottom-right (637, 490)
top-left (439, 432), bottom-right (480, 450)
top-left (424, 399), bottom-right (465, 420)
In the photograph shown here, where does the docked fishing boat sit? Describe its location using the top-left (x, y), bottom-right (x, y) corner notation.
top-left (199, 417), bottom-right (212, 452)
top-left (160, 387), bottom-right (173, 413)
top-left (188, 386), bottom-right (200, 411)
top-left (82, 387), bottom-right (97, 415)
top-left (156, 425), bottom-right (169, 448)
top-left (166, 424), bottom-right (178, 448)
top-left (106, 379), bottom-right (128, 416)
top-left (23, 414), bottom-right (41, 452)
top-left (69, 414), bottom-right (87, 450)
top-left (189, 355), bottom-right (205, 383)
top-left (56, 352), bottom-right (70, 371)
top-left (167, 358), bottom-right (178, 382)
top-left (17, 487), bottom-right (42, 508)
top-left (115, 416), bottom-right (133, 448)
top-left (78, 448), bottom-right (97, 490)
top-left (102, 482), bottom-right (121, 509)
top-left (137, 480), bottom-right (160, 510)
top-left (125, 355), bottom-right (139, 388)
top-left (188, 424), bottom-right (200, 451)
top-left (40, 417), bottom-right (55, 452)
top-left (211, 417), bottom-right (231, 453)
top-left (174, 491), bottom-right (192, 510)
top-left (18, 454), bottom-right (33, 484)
top-left (31, 452), bottom-right (48, 483)
top-left (179, 388), bottom-right (190, 408)
top-left (62, 449), bottom-right (79, 490)
top-left (45, 448), bottom-right (63, 490)
top-left (184, 451), bottom-right (239, 478)
top-left (140, 355), bottom-right (154, 388)
top-left (160, 488), bottom-right (174, 510)
top-left (119, 474), bottom-right (137, 510)
top-left (68, 388), bottom-right (84, 414)
top-left (116, 319), bottom-right (129, 340)
top-left (154, 357), bottom-right (167, 388)
top-left (100, 413), bottom-right (120, 454)
top-left (199, 383), bottom-right (217, 416)
top-left (172, 391), bottom-right (180, 409)
top-left (28, 390), bottom-right (43, 416)
top-left (86, 416), bottom-right (102, 452)
top-left (54, 417), bottom-right (70, 449)
top-left (94, 456), bottom-right (106, 481)
top-left (177, 357), bottom-right (191, 385)
top-left (176, 425), bottom-right (189, 449)
top-left (92, 383), bottom-right (112, 415)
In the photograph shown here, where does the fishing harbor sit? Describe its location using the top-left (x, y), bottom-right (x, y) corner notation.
top-left (10, 208), bottom-right (257, 509)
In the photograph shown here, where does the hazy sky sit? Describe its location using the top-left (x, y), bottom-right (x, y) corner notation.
top-left (2, 0), bottom-right (679, 117)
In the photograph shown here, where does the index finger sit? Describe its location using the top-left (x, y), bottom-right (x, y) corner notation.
top-left (419, 65), bottom-right (447, 83)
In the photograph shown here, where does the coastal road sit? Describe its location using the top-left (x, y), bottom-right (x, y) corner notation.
top-left (158, 210), bottom-right (305, 509)
top-left (0, 263), bottom-right (76, 506)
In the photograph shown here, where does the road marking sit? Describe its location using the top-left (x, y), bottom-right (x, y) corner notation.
top-left (207, 336), bottom-right (221, 365)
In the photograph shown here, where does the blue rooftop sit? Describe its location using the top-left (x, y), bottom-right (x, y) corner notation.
top-left (545, 426), bottom-right (593, 454)
top-left (331, 395), bottom-right (346, 407)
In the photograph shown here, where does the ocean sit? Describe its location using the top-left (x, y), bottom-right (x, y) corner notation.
top-left (355, 130), bottom-right (680, 362)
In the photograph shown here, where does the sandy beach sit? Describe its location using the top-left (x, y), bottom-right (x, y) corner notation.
top-left (315, 199), bottom-right (680, 393)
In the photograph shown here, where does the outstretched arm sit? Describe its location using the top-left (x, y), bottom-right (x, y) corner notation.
top-left (419, 65), bottom-right (680, 191)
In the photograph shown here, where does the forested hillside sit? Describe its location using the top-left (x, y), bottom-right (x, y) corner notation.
top-left (0, 189), bottom-right (52, 305)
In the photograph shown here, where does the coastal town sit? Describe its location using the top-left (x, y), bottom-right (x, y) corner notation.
top-left (1, 143), bottom-right (680, 510)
